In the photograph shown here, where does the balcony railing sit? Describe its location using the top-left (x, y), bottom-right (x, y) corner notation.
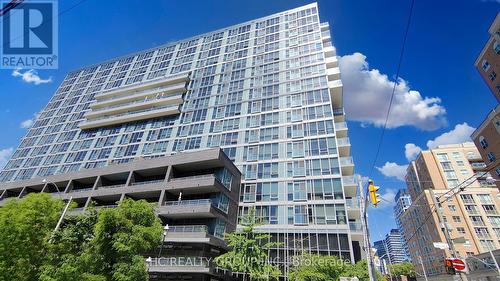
top-left (130, 179), bottom-right (165, 186)
top-left (339, 157), bottom-right (354, 166)
top-left (345, 198), bottom-right (360, 209)
top-left (333, 108), bottom-right (344, 116)
top-left (164, 199), bottom-right (212, 207)
top-left (170, 174), bottom-right (214, 181)
top-left (349, 222), bottom-right (362, 232)
top-left (86, 104), bottom-right (179, 122)
top-left (70, 187), bottom-right (93, 193)
top-left (335, 122), bottom-right (347, 130)
top-left (337, 138), bottom-right (350, 146)
top-left (342, 176), bottom-right (357, 185)
top-left (91, 93), bottom-right (182, 113)
top-left (168, 225), bottom-right (209, 233)
top-left (99, 183), bottom-right (126, 189)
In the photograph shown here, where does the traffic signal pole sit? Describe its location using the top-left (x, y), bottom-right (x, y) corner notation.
top-left (429, 190), bottom-right (467, 281)
top-left (359, 179), bottom-right (377, 281)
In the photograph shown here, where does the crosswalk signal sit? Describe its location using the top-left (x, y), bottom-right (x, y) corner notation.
top-left (368, 180), bottom-right (381, 207)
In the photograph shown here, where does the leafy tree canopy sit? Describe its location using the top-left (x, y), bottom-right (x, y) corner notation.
top-left (214, 209), bottom-right (282, 280)
top-left (0, 193), bottom-right (162, 281)
top-left (388, 262), bottom-right (415, 278)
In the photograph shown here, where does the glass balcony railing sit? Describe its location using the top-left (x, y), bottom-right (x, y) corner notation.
top-left (130, 179), bottom-right (165, 186)
top-left (91, 93), bottom-right (182, 113)
top-left (337, 137), bottom-right (350, 146)
top-left (99, 183), bottom-right (126, 189)
top-left (335, 122), bottom-right (347, 130)
top-left (349, 222), bottom-right (362, 232)
top-left (168, 225), bottom-right (208, 233)
top-left (339, 157), bottom-right (354, 166)
top-left (164, 199), bottom-right (212, 207)
top-left (86, 104), bottom-right (179, 122)
top-left (345, 198), bottom-right (360, 209)
top-left (342, 176), bottom-right (357, 186)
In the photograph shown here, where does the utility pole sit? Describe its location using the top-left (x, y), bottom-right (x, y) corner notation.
top-left (382, 239), bottom-right (393, 280)
top-left (429, 189), bottom-right (467, 281)
top-left (418, 256), bottom-right (429, 281)
top-left (489, 250), bottom-right (500, 277)
top-left (359, 178), bottom-right (377, 281)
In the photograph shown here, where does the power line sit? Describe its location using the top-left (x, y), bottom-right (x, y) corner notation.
top-left (367, 0), bottom-right (415, 180)
top-left (2, 0), bottom-right (90, 49)
top-left (403, 160), bottom-right (500, 244)
top-left (0, 0), bottom-right (23, 16)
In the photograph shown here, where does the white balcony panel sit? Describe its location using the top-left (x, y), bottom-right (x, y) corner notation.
top-left (325, 56), bottom-right (338, 68)
top-left (95, 73), bottom-right (189, 100)
top-left (329, 80), bottom-right (343, 109)
top-left (79, 105), bottom-right (180, 129)
top-left (91, 82), bottom-right (186, 108)
top-left (324, 46), bottom-right (336, 59)
top-left (327, 67), bottom-right (340, 81)
top-left (85, 94), bottom-right (183, 118)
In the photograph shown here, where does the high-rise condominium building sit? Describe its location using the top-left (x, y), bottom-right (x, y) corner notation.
top-left (475, 12), bottom-right (500, 102)
top-left (374, 229), bottom-right (408, 273)
top-left (473, 12), bottom-right (500, 191)
top-left (401, 142), bottom-right (500, 278)
top-left (393, 189), bottom-right (411, 260)
top-left (471, 104), bottom-right (500, 190)
top-left (0, 2), bottom-right (362, 270)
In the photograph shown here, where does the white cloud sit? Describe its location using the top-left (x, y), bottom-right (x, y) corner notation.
top-left (20, 119), bottom-right (34, 129)
top-left (339, 52), bottom-right (447, 130)
top-left (379, 188), bottom-right (397, 209)
top-left (376, 162), bottom-right (408, 181)
top-left (0, 148), bottom-right (14, 170)
top-left (405, 143), bottom-right (422, 161)
top-left (426, 122), bottom-right (475, 149)
top-left (12, 68), bottom-right (52, 85)
top-left (19, 112), bottom-right (40, 129)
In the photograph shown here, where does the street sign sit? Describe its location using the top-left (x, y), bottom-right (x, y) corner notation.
top-left (451, 258), bottom-right (466, 271)
top-left (433, 242), bottom-right (449, 249)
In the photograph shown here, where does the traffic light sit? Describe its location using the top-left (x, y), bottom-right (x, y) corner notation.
top-left (368, 180), bottom-right (381, 207)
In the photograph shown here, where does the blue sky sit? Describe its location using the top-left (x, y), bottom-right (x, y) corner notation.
top-left (0, 0), bottom-right (498, 239)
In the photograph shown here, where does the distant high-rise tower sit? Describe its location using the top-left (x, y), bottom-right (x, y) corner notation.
top-left (374, 229), bottom-right (408, 273)
top-left (393, 189), bottom-right (411, 260)
top-left (0, 2), bottom-right (363, 273)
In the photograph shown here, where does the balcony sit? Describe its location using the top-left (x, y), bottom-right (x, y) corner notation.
top-left (86, 93), bottom-right (183, 118)
top-left (342, 176), bottom-right (357, 198)
top-left (164, 225), bottom-right (226, 248)
top-left (165, 174), bottom-right (224, 195)
top-left (467, 153), bottom-right (482, 161)
top-left (326, 67), bottom-right (340, 81)
top-left (80, 74), bottom-right (188, 130)
top-left (328, 80), bottom-right (343, 109)
top-left (324, 46), bottom-right (336, 60)
top-left (337, 137), bottom-right (351, 157)
top-left (80, 104), bottom-right (180, 129)
top-left (157, 199), bottom-right (223, 219)
top-left (339, 157), bottom-right (354, 176)
top-left (335, 122), bottom-right (348, 137)
top-left (346, 198), bottom-right (360, 219)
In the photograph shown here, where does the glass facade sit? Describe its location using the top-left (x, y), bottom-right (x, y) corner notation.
top-left (0, 3), bottom-right (360, 266)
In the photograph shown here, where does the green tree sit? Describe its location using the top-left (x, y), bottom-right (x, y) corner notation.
top-left (289, 255), bottom-right (385, 281)
top-left (289, 254), bottom-right (347, 281)
top-left (214, 209), bottom-right (281, 280)
top-left (388, 262), bottom-right (415, 278)
top-left (0, 193), bottom-right (162, 281)
top-left (0, 193), bottom-right (64, 281)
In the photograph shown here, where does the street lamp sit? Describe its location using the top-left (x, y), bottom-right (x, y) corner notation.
top-left (43, 179), bottom-right (73, 235)
top-left (42, 178), bottom-right (62, 193)
top-left (157, 225), bottom-right (169, 258)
